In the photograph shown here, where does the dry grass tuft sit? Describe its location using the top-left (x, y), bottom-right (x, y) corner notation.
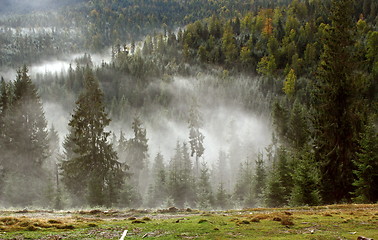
top-left (48, 219), bottom-right (62, 224)
top-left (0, 217), bottom-right (21, 225)
top-left (132, 220), bottom-right (145, 224)
top-left (280, 217), bottom-right (294, 226)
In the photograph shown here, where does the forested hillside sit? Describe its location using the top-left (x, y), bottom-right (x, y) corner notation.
top-left (0, 0), bottom-right (377, 209)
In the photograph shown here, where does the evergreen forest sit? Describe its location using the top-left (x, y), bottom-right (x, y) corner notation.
top-left (0, 0), bottom-right (377, 210)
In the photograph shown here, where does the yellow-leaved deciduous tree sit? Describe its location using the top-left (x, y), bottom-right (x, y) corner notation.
top-left (283, 68), bottom-right (296, 96)
top-left (222, 23), bottom-right (238, 65)
top-left (257, 55), bottom-right (277, 77)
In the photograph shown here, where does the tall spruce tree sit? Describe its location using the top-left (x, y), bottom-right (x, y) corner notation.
top-left (188, 99), bottom-right (205, 177)
top-left (61, 67), bottom-right (123, 207)
top-left (352, 118), bottom-right (378, 203)
top-left (147, 152), bottom-right (167, 208)
top-left (0, 78), bottom-right (9, 183)
top-left (126, 116), bottom-right (149, 191)
top-left (168, 142), bottom-right (195, 208)
top-left (1, 66), bottom-right (50, 206)
top-left (254, 152), bottom-right (266, 202)
top-left (312, 0), bottom-right (365, 203)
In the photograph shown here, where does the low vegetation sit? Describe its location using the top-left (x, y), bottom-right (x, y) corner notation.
top-left (0, 204), bottom-right (376, 239)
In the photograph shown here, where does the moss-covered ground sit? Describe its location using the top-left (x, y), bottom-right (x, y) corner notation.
top-left (0, 204), bottom-right (376, 239)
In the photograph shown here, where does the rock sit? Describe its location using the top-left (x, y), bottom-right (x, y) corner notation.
top-left (89, 209), bottom-right (102, 215)
top-left (168, 207), bottom-right (178, 212)
top-left (239, 220), bottom-right (250, 224)
top-left (357, 237), bottom-right (374, 240)
top-left (132, 220), bottom-right (145, 224)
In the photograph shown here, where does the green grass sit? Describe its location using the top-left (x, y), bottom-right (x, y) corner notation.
top-left (0, 204), bottom-right (377, 239)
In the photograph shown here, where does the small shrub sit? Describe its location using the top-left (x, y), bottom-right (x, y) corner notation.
top-left (239, 220), bottom-right (250, 224)
top-left (48, 220), bottom-right (62, 224)
top-left (132, 220), bottom-right (145, 224)
top-left (281, 217), bottom-right (294, 226)
top-left (27, 225), bottom-right (38, 231)
top-left (0, 217), bottom-right (19, 225)
top-left (142, 217), bottom-right (152, 221)
top-left (56, 225), bottom-right (75, 229)
top-left (19, 221), bottom-right (30, 227)
top-left (34, 222), bottom-right (53, 228)
top-left (198, 219), bottom-right (208, 223)
top-left (89, 209), bottom-right (102, 215)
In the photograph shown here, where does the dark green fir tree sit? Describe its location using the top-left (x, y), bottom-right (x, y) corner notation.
top-left (61, 67), bottom-right (123, 207)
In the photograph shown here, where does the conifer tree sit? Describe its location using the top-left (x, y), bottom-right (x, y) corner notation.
top-left (234, 158), bottom-right (255, 208)
top-left (290, 148), bottom-right (321, 206)
top-left (352, 118), bottom-right (378, 203)
top-left (196, 161), bottom-right (213, 209)
top-left (215, 183), bottom-right (231, 209)
top-left (312, 0), bottom-right (365, 203)
top-left (168, 142), bottom-right (195, 208)
top-left (188, 99), bottom-right (205, 176)
top-left (0, 77), bottom-right (7, 192)
top-left (126, 116), bottom-right (149, 193)
top-left (265, 148), bottom-right (292, 207)
top-left (254, 153), bottom-right (266, 202)
top-left (1, 66), bottom-right (50, 206)
top-left (147, 152), bottom-right (167, 208)
top-left (168, 142), bottom-right (185, 207)
top-left (61, 67), bottom-right (123, 207)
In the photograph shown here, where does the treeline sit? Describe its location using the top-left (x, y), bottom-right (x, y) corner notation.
top-left (0, 27), bottom-right (84, 67)
top-left (1, 0), bottom-right (378, 65)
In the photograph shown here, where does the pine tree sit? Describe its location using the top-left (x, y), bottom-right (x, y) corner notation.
top-left (126, 116), bottom-right (149, 193)
top-left (234, 157), bottom-right (255, 208)
top-left (61, 67), bottom-right (123, 207)
top-left (196, 161), bottom-right (213, 209)
top-left (1, 66), bottom-right (50, 206)
top-left (167, 142), bottom-right (195, 208)
top-left (287, 101), bottom-right (309, 150)
top-left (215, 183), bottom-right (231, 209)
top-left (283, 68), bottom-right (296, 97)
top-left (148, 152), bottom-right (167, 208)
top-left (0, 77), bottom-right (7, 192)
top-left (265, 147), bottom-right (293, 207)
top-left (168, 142), bottom-right (184, 207)
top-left (290, 148), bottom-right (321, 206)
top-left (188, 99), bottom-right (205, 177)
top-left (47, 125), bottom-right (61, 208)
top-left (254, 152), bottom-right (266, 202)
top-left (352, 118), bottom-right (378, 203)
top-left (312, 0), bottom-right (366, 203)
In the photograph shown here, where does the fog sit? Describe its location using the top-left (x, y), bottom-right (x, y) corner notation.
top-left (40, 65), bottom-right (272, 166)
top-left (108, 74), bottom-right (271, 166)
top-left (0, 50), bottom-right (112, 82)
top-left (0, 0), bottom-right (86, 14)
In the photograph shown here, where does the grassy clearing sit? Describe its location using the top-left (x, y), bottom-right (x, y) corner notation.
top-left (0, 204), bottom-right (376, 239)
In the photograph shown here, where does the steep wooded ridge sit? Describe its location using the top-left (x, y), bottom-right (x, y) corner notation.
top-left (0, 0), bottom-right (377, 210)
